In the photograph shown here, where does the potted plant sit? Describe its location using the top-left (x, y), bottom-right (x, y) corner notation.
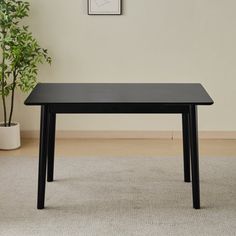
top-left (0, 0), bottom-right (51, 150)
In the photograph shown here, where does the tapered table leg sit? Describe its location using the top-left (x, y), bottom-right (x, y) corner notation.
top-left (182, 112), bottom-right (191, 182)
top-left (189, 105), bottom-right (200, 209)
top-left (47, 113), bottom-right (56, 182)
top-left (37, 105), bottom-right (49, 209)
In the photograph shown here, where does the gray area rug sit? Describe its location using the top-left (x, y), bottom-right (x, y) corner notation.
top-left (0, 155), bottom-right (236, 236)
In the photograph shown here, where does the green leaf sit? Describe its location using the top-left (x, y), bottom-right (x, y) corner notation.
top-left (0, 0), bottom-right (52, 119)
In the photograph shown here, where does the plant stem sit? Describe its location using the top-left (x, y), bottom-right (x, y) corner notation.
top-left (8, 70), bottom-right (17, 127)
top-left (1, 32), bottom-right (7, 127)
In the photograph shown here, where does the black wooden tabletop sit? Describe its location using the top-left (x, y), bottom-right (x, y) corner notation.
top-left (24, 83), bottom-right (214, 105)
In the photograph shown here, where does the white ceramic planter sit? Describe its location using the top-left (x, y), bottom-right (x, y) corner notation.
top-left (0, 122), bottom-right (21, 150)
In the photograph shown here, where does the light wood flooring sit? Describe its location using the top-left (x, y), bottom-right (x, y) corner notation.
top-left (0, 139), bottom-right (235, 157)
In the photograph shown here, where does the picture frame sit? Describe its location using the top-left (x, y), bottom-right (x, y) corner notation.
top-left (88, 0), bottom-right (122, 15)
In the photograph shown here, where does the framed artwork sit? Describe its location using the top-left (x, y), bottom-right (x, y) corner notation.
top-left (88, 0), bottom-right (122, 15)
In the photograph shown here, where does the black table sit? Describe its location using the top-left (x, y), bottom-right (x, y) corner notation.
top-left (25, 83), bottom-right (214, 209)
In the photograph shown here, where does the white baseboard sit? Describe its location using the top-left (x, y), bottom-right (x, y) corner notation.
top-left (172, 131), bottom-right (236, 140)
top-left (21, 130), bottom-right (236, 140)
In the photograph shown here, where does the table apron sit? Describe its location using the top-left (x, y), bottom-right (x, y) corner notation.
top-left (48, 104), bottom-right (190, 114)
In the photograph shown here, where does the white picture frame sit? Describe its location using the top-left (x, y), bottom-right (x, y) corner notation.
top-left (88, 0), bottom-right (122, 15)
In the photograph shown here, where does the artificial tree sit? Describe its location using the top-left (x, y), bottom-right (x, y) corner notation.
top-left (0, 0), bottom-right (51, 127)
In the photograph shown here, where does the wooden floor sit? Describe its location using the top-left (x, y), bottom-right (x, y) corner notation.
top-left (0, 139), bottom-right (235, 157)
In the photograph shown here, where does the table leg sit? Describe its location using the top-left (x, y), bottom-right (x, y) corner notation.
top-left (189, 105), bottom-right (200, 209)
top-left (47, 113), bottom-right (56, 182)
top-left (182, 112), bottom-right (191, 183)
top-left (37, 105), bottom-right (49, 209)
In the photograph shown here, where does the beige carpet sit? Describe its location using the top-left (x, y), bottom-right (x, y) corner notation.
top-left (0, 155), bottom-right (236, 236)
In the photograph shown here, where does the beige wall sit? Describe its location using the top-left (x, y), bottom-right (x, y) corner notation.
top-left (1, 0), bottom-right (236, 132)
